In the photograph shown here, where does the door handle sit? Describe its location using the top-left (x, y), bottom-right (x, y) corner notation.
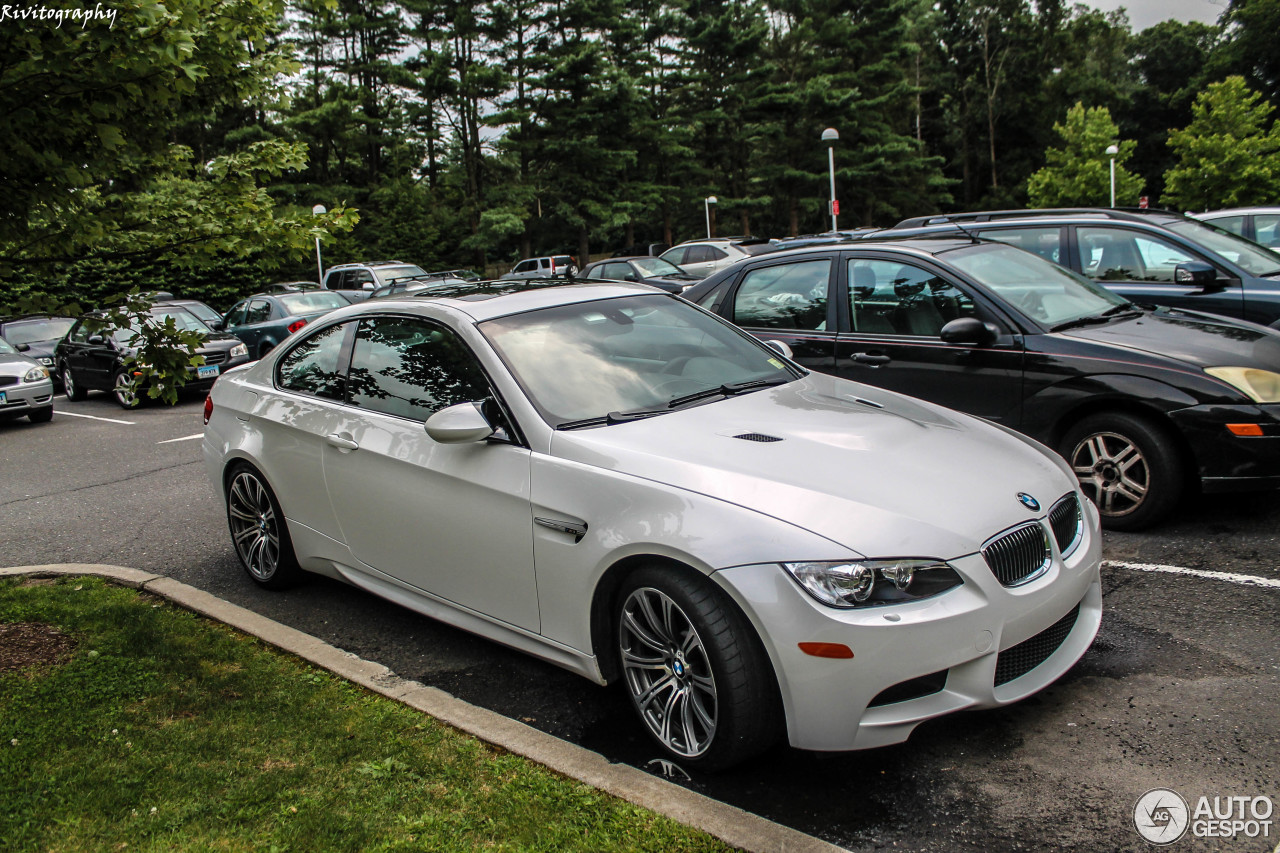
top-left (325, 434), bottom-right (360, 451)
top-left (852, 352), bottom-right (891, 366)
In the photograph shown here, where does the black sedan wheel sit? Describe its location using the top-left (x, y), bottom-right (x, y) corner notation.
top-left (62, 366), bottom-right (86, 401)
top-left (226, 465), bottom-right (302, 589)
top-left (616, 566), bottom-right (780, 770)
top-left (113, 371), bottom-right (142, 409)
top-left (1061, 412), bottom-right (1183, 531)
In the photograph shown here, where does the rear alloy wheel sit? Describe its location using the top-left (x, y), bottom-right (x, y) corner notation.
top-left (1061, 411), bottom-right (1183, 531)
top-left (62, 367), bottom-right (86, 401)
top-left (113, 371), bottom-right (142, 409)
top-left (226, 465), bottom-right (302, 589)
top-left (617, 566), bottom-right (780, 770)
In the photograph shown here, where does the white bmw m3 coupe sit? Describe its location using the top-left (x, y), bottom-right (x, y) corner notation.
top-left (203, 280), bottom-right (1102, 769)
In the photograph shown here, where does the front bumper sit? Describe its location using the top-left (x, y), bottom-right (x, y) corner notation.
top-left (0, 377), bottom-right (54, 416)
top-left (713, 498), bottom-right (1103, 752)
top-left (1171, 402), bottom-right (1280, 491)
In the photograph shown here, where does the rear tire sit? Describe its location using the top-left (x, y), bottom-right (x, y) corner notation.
top-left (1060, 411), bottom-right (1183, 531)
top-left (225, 463), bottom-right (303, 589)
top-left (616, 565), bottom-right (781, 770)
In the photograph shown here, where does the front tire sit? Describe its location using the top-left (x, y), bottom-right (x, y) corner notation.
top-left (225, 464), bottom-right (303, 589)
top-left (28, 406), bottom-right (53, 423)
top-left (62, 366), bottom-right (87, 401)
top-left (1061, 411), bottom-right (1183, 531)
top-left (616, 565), bottom-right (780, 770)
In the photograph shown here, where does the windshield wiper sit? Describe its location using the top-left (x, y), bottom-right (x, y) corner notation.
top-left (1051, 305), bottom-right (1142, 332)
top-left (556, 409), bottom-right (671, 430)
top-left (666, 376), bottom-right (791, 409)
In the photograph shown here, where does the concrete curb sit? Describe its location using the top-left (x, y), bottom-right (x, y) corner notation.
top-left (2, 564), bottom-right (850, 853)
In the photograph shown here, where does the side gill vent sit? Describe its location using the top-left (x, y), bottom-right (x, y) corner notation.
top-left (734, 432), bottom-right (783, 443)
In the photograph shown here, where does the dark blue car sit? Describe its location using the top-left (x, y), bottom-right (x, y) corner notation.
top-left (223, 290), bottom-right (353, 358)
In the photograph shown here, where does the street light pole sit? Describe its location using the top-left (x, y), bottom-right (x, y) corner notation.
top-left (822, 128), bottom-right (839, 231)
top-left (312, 204), bottom-right (327, 284)
top-left (705, 196), bottom-right (717, 239)
top-left (1105, 145), bottom-right (1119, 208)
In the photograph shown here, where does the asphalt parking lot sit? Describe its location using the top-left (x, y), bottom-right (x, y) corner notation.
top-left (2, 395), bottom-right (1278, 852)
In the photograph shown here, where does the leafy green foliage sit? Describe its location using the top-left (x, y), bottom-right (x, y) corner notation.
top-left (1162, 76), bottom-right (1280, 210)
top-left (1026, 103), bottom-right (1143, 207)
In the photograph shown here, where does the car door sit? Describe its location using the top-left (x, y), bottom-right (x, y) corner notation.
top-left (58, 320), bottom-right (103, 388)
top-left (321, 313), bottom-right (539, 632)
top-left (722, 255), bottom-right (837, 373)
top-left (833, 253), bottom-right (1025, 426)
top-left (1072, 225), bottom-right (1246, 320)
top-left (684, 245), bottom-right (729, 278)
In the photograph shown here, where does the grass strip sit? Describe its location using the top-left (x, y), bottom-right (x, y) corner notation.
top-left (0, 576), bottom-right (731, 852)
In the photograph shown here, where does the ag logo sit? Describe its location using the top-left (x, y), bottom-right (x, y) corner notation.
top-left (1134, 788), bottom-right (1190, 844)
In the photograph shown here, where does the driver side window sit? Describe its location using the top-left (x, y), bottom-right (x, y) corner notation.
top-left (848, 260), bottom-right (976, 337)
top-left (732, 260), bottom-right (830, 330)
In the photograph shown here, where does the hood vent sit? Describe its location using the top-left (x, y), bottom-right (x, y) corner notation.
top-left (734, 432), bottom-right (783, 443)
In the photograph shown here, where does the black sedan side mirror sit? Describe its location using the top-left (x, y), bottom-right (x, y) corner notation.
top-left (87, 334), bottom-right (106, 345)
top-left (1175, 261), bottom-right (1219, 286)
top-left (15, 342), bottom-right (30, 352)
top-left (210, 319), bottom-right (226, 331)
top-left (940, 317), bottom-right (999, 347)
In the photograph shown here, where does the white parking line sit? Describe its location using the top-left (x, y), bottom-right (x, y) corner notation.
top-left (157, 433), bottom-right (204, 444)
top-left (1104, 560), bottom-right (1280, 590)
top-left (57, 411), bottom-right (136, 425)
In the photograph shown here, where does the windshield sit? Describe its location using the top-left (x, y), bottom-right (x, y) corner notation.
top-left (1164, 218), bottom-right (1280, 275)
top-left (173, 302), bottom-right (222, 325)
top-left (0, 338), bottom-right (16, 355)
top-left (480, 294), bottom-right (799, 426)
top-left (632, 257), bottom-right (688, 278)
top-left (1, 317), bottom-right (74, 345)
top-left (373, 265), bottom-right (427, 285)
top-left (945, 242), bottom-right (1129, 327)
top-left (277, 291), bottom-right (349, 315)
top-left (111, 307), bottom-right (211, 346)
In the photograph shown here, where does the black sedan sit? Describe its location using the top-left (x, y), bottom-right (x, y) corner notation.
top-left (223, 290), bottom-right (351, 358)
top-left (579, 256), bottom-right (701, 294)
top-left (56, 305), bottom-right (251, 408)
top-left (0, 314), bottom-right (76, 384)
top-left (684, 237), bottom-right (1280, 530)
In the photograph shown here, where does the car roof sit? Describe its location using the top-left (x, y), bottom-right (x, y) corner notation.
top-left (356, 280), bottom-right (663, 322)
top-left (890, 208), bottom-right (1186, 230)
top-left (1195, 207), bottom-right (1280, 217)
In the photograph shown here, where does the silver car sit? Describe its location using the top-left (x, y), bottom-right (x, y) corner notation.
top-left (0, 337), bottom-right (54, 423)
top-left (204, 282), bottom-right (1101, 769)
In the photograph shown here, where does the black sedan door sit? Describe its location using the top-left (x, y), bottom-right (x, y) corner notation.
top-left (832, 252), bottom-right (1025, 427)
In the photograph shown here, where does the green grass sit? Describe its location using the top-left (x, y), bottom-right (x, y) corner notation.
top-left (0, 576), bottom-right (731, 852)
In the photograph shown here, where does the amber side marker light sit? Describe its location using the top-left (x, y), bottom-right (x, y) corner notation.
top-left (1227, 423), bottom-right (1264, 437)
top-left (798, 642), bottom-right (854, 659)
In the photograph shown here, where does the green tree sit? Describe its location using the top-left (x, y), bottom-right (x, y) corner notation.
top-left (1026, 103), bottom-right (1142, 207)
top-left (1162, 76), bottom-right (1280, 210)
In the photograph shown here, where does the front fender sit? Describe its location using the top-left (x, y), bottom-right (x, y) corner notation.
top-left (1020, 373), bottom-right (1202, 445)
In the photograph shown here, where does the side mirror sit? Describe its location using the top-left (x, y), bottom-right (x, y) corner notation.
top-left (15, 342), bottom-right (30, 352)
top-left (87, 334), bottom-right (106, 345)
top-left (940, 317), bottom-right (999, 347)
top-left (1174, 261), bottom-right (1220, 287)
top-left (765, 339), bottom-right (794, 360)
top-left (425, 402), bottom-right (496, 444)
top-left (209, 319), bottom-right (226, 331)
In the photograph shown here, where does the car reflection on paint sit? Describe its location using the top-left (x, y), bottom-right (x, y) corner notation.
top-left (203, 280), bottom-right (1102, 769)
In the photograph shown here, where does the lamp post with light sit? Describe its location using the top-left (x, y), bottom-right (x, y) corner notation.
top-left (705, 196), bottom-right (717, 239)
top-left (312, 204), bottom-right (327, 285)
top-left (1105, 145), bottom-right (1119, 208)
top-left (822, 128), bottom-right (839, 231)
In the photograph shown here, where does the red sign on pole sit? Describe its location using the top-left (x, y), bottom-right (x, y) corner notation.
top-left (1139, 196), bottom-right (1149, 209)
top-left (831, 200), bottom-right (840, 216)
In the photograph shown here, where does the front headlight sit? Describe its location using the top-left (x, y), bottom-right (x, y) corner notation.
top-left (229, 343), bottom-right (248, 358)
top-left (782, 559), bottom-right (963, 608)
top-left (23, 366), bottom-right (49, 383)
top-left (37, 357), bottom-right (53, 366)
top-left (1205, 366), bottom-right (1280, 403)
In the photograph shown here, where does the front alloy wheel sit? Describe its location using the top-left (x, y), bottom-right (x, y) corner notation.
top-left (113, 371), bottom-right (141, 409)
top-left (226, 467), bottom-right (301, 588)
top-left (619, 586), bottom-right (718, 758)
top-left (1062, 411), bottom-right (1182, 531)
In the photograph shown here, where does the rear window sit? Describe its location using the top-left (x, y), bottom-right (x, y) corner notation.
top-left (277, 292), bottom-right (349, 316)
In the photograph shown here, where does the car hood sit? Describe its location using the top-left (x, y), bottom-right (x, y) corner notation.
top-left (1061, 308), bottom-right (1280, 369)
top-left (0, 352), bottom-right (45, 376)
top-left (551, 374), bottom-right (1074, 559)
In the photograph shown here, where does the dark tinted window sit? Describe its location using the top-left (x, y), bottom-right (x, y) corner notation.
top-left (276, 322), bottom-right (349, 400)
top-left (347, 316), bottom-right (489, 421)
top-left (732, 259), bottom-right (830, 330)
top-left (848, 259), bottom-right (975, 336)
top-left (225, 303), bottom-right (248, 327)
top-left (245, 299), bottom-right (273, 324)
top-left (662, 247), bottom-right (688, 265)
top-left (975, 226), bottom-right (1062, 264)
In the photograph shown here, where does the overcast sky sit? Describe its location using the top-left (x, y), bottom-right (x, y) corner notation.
top-left (1079, 0), bottom-right (1227, 31)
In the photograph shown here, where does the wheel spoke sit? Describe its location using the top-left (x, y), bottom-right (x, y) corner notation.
top-left (622, 609), bottom-right (669, 656)
top-left (637, 592), bottom-right (674, 646)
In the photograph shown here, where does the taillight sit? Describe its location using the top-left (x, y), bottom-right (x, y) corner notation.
top-left (287, 319), bottom-right (308, 334)
top-left (202, 394), bottom-right (213, 425)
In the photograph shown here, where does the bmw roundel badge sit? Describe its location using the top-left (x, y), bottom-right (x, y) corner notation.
top-left (1017, 492), bottom-right (1040, 512)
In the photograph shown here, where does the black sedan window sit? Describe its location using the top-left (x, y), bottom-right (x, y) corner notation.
top-left (732, 259), bottom-right (830, 330)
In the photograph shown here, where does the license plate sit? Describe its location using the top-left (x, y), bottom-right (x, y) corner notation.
top-left (197, 365), bottom-right (220, 379)
top-left (0, 391), bottom-right (6, 404)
